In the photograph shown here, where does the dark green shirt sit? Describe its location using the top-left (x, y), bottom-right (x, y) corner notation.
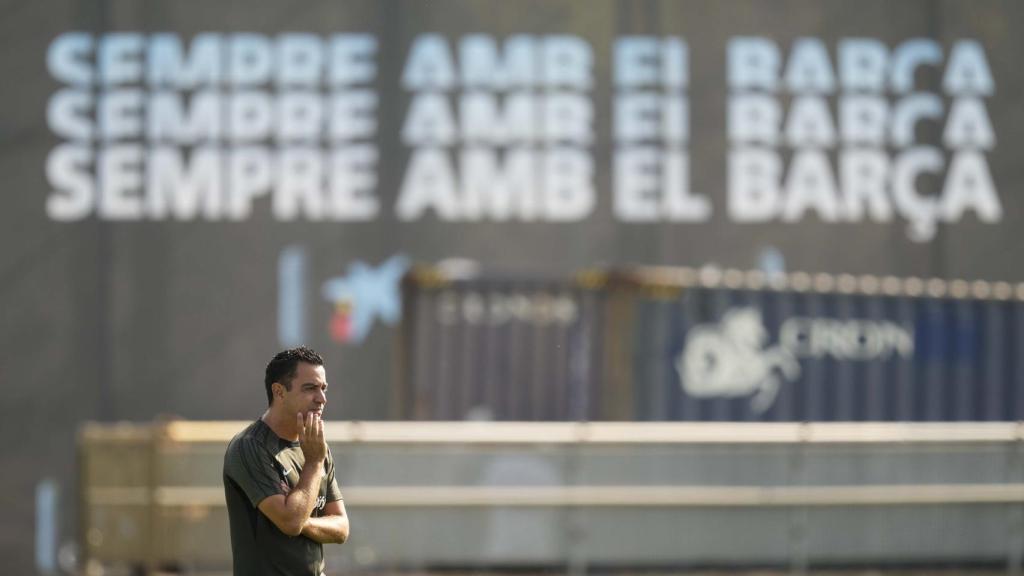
top-left (223, 418), bottom-right (343, 576)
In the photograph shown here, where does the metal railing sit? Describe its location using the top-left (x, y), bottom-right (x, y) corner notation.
top-left (80, 421), bottom-right (1024, 574)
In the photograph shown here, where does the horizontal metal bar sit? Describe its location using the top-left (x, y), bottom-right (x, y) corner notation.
top-left (152, 421), bottom-right (1024, 444)
top-left (86, 484), bottom-right (1024, 509)
top-left (621, 265), bottom-right (1024, 301)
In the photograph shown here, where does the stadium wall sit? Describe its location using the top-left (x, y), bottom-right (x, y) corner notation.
top-left (3, 0), bottom-right (1024, 573)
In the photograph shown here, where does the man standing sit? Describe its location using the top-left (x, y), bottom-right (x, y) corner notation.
top-left (224, 347), bottom-right (349, 575)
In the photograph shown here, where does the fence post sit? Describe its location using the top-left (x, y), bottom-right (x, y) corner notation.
top-left (1009, 422), bottom-right (1024, 576)
top-left (566, 423), bottom-right (588, 576)
top-left (789, 423), bottom-right (809, 576)
top-left (145, 422), bottom-right (165, 576)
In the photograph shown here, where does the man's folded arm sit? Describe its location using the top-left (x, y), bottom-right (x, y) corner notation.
top-left (256, 460), bottom-right (324, 536)
top-left (301, 499), bottom-right (350, 544)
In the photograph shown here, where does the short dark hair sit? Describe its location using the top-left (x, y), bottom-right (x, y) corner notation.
top-left (265, 347), bottom-right (325, 406)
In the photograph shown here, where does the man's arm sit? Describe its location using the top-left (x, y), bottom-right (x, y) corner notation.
top-left (257, 413), bottom-right (327, 536)
top-left (256, 460), bottom-right (324, 536)
top-left (301, 499), bottom-right (350, 544)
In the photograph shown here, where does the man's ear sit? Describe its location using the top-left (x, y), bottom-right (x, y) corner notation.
top-left (272, 382), bottom-right (286, 400)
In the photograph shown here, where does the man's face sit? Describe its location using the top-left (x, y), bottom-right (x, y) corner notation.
top-left (277, 362), bottom-right (328, 418)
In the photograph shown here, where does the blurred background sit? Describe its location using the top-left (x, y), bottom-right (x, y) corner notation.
top-left (4, 0), bottom-right (1024, 574)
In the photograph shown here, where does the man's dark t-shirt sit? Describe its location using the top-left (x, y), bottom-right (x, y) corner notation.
top-left (223, 419), bottom-right (343, 576)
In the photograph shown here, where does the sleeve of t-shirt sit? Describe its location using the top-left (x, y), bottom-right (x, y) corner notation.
top-left (325, 447), bottom-right (343, 503)
top-left (224, 438), bottom-right (286, 508)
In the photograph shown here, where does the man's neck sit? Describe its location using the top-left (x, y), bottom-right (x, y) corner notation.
top-left (261, 409), bottom-right (299, 442)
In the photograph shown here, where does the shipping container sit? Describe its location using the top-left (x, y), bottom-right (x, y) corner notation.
top-left (609, 267), bottom-right (1024, 422)
top-left (396, 265), bottom-right (608, 420)
top-left (398, 265), bottom-right (1024, 422)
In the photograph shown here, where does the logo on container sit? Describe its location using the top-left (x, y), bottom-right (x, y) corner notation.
top-left (436, 291), bottom-right (578, 326)
top-left (677, 307), bottom-right (913, 412)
